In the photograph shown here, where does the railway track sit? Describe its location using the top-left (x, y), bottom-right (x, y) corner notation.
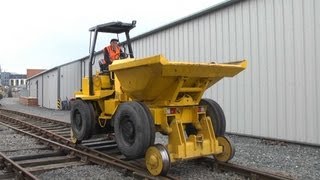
top-left (201, 158), bottom-right (294, 180)
top-left (0, 108), bottom-right (294, 180)
top-left (0, 109), bottom-right (174, 179)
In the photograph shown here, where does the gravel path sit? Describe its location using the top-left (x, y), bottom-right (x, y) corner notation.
top-left (1, 97), bottom-right (319, 179)
top-left (0, 98), bottom-right (70, 123)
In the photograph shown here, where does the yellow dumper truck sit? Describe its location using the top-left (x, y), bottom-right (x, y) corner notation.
top-left (71, 21), bottom-right (247, 175)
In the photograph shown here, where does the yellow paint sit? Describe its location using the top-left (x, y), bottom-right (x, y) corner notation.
top-left (110, 54), bottom-right (247, 106)
top-left (75, 54), bottom-right (246, 165)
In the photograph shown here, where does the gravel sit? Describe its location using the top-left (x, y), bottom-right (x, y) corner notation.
top-left (0, 125), bottom-right (50, 155)
top-left (1, 97), bottom-right (320, 179)
top-left (38, 165), bottom-right (134, 180)
top-left (154, 133), bottom-right (319, 180)
top-left (230, 135), bottom-right (320, 180)
top-left (0, 127), bottom-right (38, 148)
top-left (0, 123), bottom-right (134, 179)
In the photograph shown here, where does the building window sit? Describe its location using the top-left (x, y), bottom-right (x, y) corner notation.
top-left (16, 79), bottom-right (19, 86)
top-left (21, 79), bottom-right (24, 85)
top-left (11, 79), bottom-right (14, 86)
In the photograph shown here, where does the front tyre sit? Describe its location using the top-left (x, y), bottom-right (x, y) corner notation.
top-left (113, 101), bottom-right (155, 159)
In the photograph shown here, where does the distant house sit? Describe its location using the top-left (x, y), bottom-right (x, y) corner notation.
top-left (27, 69), bottom-right (46, 79)
top-left (0, 72), bottom-right (11, 86)
top-left (9, 74), bottom-right (27, 87)
top-left (0, 72), bottom-right (28, 87)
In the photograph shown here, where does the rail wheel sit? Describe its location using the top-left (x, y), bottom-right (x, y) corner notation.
top-left (70, 99), bottom-right (93, 143)
top-left (214, 136), bottom-right (235, 162)
top-left (145, 144), bottom-right (170, 176)
top-left (186, 98), bottom-right (226, 136)
top-left (70, 129), bottom-right (80, 144)
top-left (114, 101), bottom-right (155, 159)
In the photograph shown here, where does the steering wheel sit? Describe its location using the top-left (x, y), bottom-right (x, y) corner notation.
top-left (120, 52), bottom-right (128, 59)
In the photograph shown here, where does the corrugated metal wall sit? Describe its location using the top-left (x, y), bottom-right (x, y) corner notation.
top-left (28, 76), bottom-right (43, 105)
top-left (131, 0), bottom-right (320, 145)
top-left (27, 54), bottom-right (103, 110)
top-left (59, 62), bottom-right (82, 101)
top-left (43, 70), bottom-right (58, 109)
top-left (82, 54), bottom-right (104, 77)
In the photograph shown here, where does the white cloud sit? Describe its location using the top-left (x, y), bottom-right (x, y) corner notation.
top-left (0, 0), bottom-right (224, 74)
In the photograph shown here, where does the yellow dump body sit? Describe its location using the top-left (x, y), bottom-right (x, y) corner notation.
top-left (109, 55), bottom-right (247, 106)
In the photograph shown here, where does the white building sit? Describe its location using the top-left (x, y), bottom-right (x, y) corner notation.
top-left (28, 0), bottom-right (320, 145)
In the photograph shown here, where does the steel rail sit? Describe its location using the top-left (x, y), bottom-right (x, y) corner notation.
top-left (0, 108), bottom-right (296, 180)
top-left (0, 120), bottom-right (162, 180)
top-left (201, 157), bottom-right (294, 180)
top-left (0, 151), bottom-right (38, 180)
top-left (0, 108), bottom-right (295, 180)
top-left (0, 110), bottom-right (177, 180)
top-left (0, 111), bottom-right (142, 170)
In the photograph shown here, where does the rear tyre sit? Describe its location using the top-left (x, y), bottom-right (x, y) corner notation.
top-left (86, 101), bottom-right (107, 135)
top-left (86, 101), bottom-right (96, 138)
top-left (114, 101), bottom-right (155, 159)
top-left (186, 98), bottom-right (226, 136)
top-left (70, 99), bottom-right (93, 142)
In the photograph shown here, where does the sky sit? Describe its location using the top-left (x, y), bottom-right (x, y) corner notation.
top-left (0, 0), bottom-right (225, 74)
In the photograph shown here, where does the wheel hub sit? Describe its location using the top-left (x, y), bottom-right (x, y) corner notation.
top-left (148, 154), bottom-right (159, 168)
top-left (121, 119), bottom-right (135, 144)
top-left (75, 112), bottom-right (82, 128)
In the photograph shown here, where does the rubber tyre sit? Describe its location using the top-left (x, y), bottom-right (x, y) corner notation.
top-left (113, 101), bottom-right (155, 159)
top-left (186, 98), bottom-right (226, 136)
top-left (70, 99), bottom-right (93, 141)
top-left (137, 102), bottom-right (155, 146)
top-left (86, 101), bottom-right (98, 137)
top-left (88, 101), bottom-right (113, 134)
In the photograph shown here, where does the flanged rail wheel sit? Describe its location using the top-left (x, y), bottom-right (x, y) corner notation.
top-left (114, 101), bottom-right (155, 159)
top-left (214, 136), bottom-right (235, 162)
top-left (70, 99), bottom-right (93, 143)
top-left (145, 144), bottom-right (171, 176)
top-left (70, 129), bottom-right (79, 144)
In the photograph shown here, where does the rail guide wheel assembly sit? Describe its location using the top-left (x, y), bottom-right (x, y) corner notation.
top-left (145, 144), bottom-right (171, 176)
top-left (214, 136), bottom-right (235, 162)
top-left (70, 129), bottom-right (80, 144)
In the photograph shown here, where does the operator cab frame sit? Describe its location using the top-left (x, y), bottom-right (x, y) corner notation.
top-left (87, 21), bottom-right (136, 95)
